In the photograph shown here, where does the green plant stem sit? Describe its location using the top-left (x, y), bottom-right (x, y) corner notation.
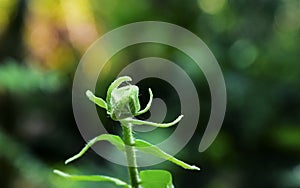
top-left (121, 122), bottom-right (141, 188)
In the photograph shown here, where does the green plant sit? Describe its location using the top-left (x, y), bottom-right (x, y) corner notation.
top-left (54, 76), bottom-right (200, 188)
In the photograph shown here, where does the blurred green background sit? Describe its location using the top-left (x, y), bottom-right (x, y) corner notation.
top-left (0, 0), bottom-right (300, 187)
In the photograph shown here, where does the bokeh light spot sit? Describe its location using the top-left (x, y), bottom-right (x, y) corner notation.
top-left (198, 0), bottom-right (227, 15)
top-left (229, 39), bottom-right (258, 69)
top-left (274, 0), bottom-right (300, 33)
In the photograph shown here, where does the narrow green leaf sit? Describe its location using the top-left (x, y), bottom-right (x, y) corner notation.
top-left (140, 170), bottom-right (174, 188)
top-left (86, 90), bottom-right (107, 109)
top-left (65, 134), bottom-right (125, 164)
top-left (121, 115), bottom-right (184, 128)
top-left (53, 170), bottom-right (130, 188)
top-left (135, 139), bottom-right (200, 170)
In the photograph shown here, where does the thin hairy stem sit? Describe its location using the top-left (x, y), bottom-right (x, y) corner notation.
top-left (121, 122), bottom-right (141, 188)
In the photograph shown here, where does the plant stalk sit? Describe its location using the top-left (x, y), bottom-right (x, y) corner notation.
top-left (121, 122), bottom-right (141, 188)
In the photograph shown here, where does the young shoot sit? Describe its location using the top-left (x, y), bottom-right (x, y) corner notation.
top-left (54, 76), bottom-right (199, 188)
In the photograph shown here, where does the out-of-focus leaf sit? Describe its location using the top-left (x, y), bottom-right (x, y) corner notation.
top-left (0, 60), bottom-right (62, 93)
top-left (270, 125), bottom-right (300, 150)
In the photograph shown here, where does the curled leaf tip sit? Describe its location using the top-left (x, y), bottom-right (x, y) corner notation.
top-left (190, 166), bottom-right (200, 171)
top-left (86, 90), bottom-right (94, 100)
top-left (86, 90), bottom-right (107, 109)
top-left (65, 154), bottom-right (80, 164)
top-left (178, 115), bottom-right (184, 120)
top-left (65, 156), bottom-right (76, 164)
top-left (54, 169), bottom-right (70, 177)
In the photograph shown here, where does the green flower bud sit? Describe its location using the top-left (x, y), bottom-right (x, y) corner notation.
top-left (86, 76), bottom-right (153, 121)
top-left (108, 84), bottom-right (141, 120)
top-left (86, 76), bottom-right (182, 129)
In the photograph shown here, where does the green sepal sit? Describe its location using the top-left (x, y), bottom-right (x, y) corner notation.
top-left (106, 76), bottom-right (132, 113)
top-left (121, 115), bottom-right (184, 128)
top-left (136, 88), bottom-right (153, 116)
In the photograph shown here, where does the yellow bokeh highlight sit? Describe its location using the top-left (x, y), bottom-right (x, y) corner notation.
top-left (0, 0), bottom-right (17, 35)
top-left (60, 0), bottom-right (99, 51)
top-left (274, 0), bottom-right (300, 33)
top-left (23, 0), bottom-right (100, 72)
